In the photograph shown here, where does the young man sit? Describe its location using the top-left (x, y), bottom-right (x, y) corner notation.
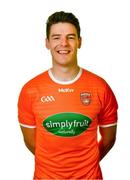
top-left (18, 11), bottom-right (118, 179)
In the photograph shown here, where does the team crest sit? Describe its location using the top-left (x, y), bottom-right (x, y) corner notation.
top-left (80, 92), bottom-right (91, 105)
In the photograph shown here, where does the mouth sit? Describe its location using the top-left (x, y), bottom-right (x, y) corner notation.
top-left (57, 50), bottom-right (71, 54)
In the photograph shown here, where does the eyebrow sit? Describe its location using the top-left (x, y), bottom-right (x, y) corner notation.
top-left (51, 34), bottom-right (60, 37)
top-left (67, 34), bottom-right (76, 37)
top-left (51, 33), bottom-right (76, 37)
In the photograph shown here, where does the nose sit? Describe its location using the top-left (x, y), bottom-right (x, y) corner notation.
top-left (60, 37), bottom-right (68, 46)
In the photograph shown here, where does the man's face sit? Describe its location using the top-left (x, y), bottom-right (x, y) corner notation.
top-left (46, 22), bottom-right (81, 67)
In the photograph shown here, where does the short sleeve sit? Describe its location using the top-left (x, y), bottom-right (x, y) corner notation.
top-left (98, 83), bottom-right (118, 127)
top-left (18, 85), bottom-right (36, 128)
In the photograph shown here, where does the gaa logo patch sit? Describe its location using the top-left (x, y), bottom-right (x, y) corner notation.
top-left (43, 112), bottom-right (92, 137)
top-left (80, 92), bottom-right (91, 105)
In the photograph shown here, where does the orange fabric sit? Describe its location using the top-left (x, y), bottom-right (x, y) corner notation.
top-left (18, 69), bottom-right (118, 179)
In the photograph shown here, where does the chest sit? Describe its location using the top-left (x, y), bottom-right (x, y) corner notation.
top-left (32, 84), bottom-right (101, 122)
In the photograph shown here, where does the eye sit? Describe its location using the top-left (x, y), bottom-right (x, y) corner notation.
top-left (68, 36), bottom-right (75, 40)
top-left (53, 37), bottom-right (60, 40)
top-left (51, 35), bottom-right (61, 40)
top-left (69, 36), bottom-right (74, 39)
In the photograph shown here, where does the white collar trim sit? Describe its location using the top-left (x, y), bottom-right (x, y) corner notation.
top-left (48, 68), bottom-right (83, 85)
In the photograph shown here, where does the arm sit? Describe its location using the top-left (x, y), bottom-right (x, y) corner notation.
top-left (98, 125), bottom-right (117, 161)
top-left (20, 126), bottom-right (36, 155)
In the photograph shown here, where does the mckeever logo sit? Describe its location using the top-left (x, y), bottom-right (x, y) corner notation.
top-left (58, 88), bottom-right (74, 93)
top-left (43, 112), bottom-right (92, 137)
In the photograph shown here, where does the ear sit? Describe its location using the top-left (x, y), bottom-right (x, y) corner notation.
top-left (45, 38), bottom-right (50, 49)
top-left (78, 37), bottom-right (82, 49)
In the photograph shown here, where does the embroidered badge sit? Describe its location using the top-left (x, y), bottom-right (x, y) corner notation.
top-left (80, 92), bottom-right (91, 105)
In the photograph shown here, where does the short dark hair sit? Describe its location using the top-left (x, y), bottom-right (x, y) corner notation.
top-left (46, 11), bottom-right (81, 39)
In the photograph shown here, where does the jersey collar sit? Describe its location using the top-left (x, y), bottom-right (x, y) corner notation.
top-left (48, 68), bottom-right (83, 85)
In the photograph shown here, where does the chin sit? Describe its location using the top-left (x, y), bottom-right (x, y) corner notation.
top-left (55, 59), bottom-right (72, 66)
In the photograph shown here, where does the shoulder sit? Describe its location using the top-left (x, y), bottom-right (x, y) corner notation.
top-left (23, 70), bottom-right (48, 88)
top-left (81, 68), bottom-right (116, 98)
top-left (82, 68), bottom-right (108, 88)
top-left (20, 70), bottom-right (49, 94)
top-left (82, 69), bottom-right (117, 103)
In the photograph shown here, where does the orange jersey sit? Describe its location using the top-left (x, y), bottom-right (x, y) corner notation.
top-left (18, 68), bottom-right (118, 179)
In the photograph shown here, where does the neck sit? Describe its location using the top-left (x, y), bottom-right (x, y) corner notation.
top-left (51, 64), bottom-right (80, 82)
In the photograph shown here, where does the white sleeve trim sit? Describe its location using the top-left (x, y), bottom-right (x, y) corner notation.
top-left (99, 122), bottom-right (117, 128)
top-left (20, 123), bottom-right (36, 128)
